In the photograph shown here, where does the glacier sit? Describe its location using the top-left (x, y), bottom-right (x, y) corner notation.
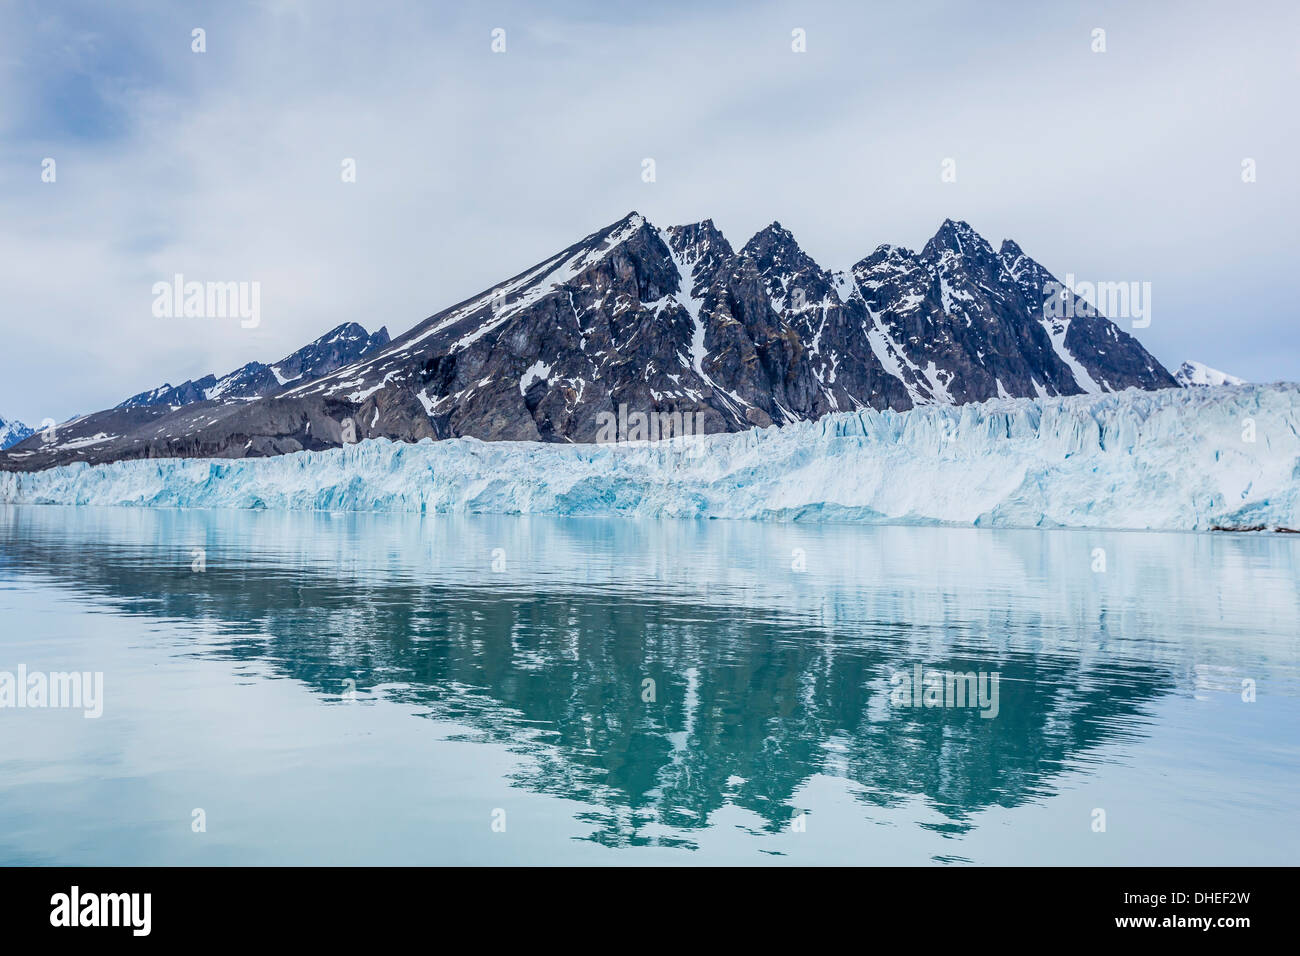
top-left (2, 384), bottom-right (1298, 531)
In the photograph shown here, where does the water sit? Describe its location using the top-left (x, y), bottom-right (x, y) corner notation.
top-left (0, 504), bottom-right (1297, 865)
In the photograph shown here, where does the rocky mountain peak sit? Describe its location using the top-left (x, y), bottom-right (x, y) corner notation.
top-left (663, 218), bottom-right (732, 258)
top-left (1175, 360), bottom-right (1246, 387)
top-left (661, 220), bottom-right (734, 300)
top-left (998, 238), bottom-right (1025, 260)
top-left (0, 415), bottom-right (34, 451)
top-left (922, 218), bottom-right (997, 264)
top-left (739, 221), bottom-right (831, 316)
top-left (741, 220), bottom-right (815, 264)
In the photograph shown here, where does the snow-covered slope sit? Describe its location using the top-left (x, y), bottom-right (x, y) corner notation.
top-left (1175, 360), bottom-right (1246, 388)
top-left (4, 384), bottom-right (1297, 532)
top-left (0, 417), bottom-right (33, 450)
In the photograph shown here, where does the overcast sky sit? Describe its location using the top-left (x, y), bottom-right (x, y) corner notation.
top-left (2, 0), bottom-right (1297, 424)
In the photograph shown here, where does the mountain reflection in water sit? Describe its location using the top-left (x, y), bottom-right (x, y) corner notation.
top-left (1, 506), bottom-right (1297, 863)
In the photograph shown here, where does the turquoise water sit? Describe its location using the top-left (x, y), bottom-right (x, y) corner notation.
top-left (0, 504), bottom-right (1297, 865)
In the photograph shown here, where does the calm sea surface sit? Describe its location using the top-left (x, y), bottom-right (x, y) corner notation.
top-left (1, 504), bottom-right (1297, 865)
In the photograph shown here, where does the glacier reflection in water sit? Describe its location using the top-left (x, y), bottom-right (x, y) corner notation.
top-left (0, 505), bottom-right (1297, 864)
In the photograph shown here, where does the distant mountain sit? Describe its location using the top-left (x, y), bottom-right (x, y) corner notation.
top-left (2, 213), bottom-right (1176, 472)
top-left (118, 322), bottom-right (390, 409)
top-left (1175, 360), bottom-right (1245, 388)
top-left (0, 416), bottom-right (33, 451)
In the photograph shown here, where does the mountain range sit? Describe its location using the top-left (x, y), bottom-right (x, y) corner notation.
top-left (117, 322), bottom-right (390, 410)
top-left (3, 212), bottom-right (1180, 471)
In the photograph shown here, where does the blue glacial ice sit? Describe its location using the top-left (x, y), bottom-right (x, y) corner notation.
top-left (3, 384), bottom-right (1299, 531)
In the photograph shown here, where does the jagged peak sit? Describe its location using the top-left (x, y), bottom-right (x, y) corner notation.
top-left (923, 218), bottom-right (995, 260)
top-left (662, 219), bottom-right (735, 266)
top-left (665, 217), bottom-right (727, 240)
top-left (852, 242), bottom-right (919, 275)
top-left (741, 220), bottom-right (799, 251)
top-left (570, 211), bottom-right (653, 256)
top-left (996, 239), bottom-right (1050, 283)
top-left (270, 324), bottom-right (388, 371)
top-left (311, 321), bottom-right (372, 345)
top-left (674, 216), bottom-right (716, 230)
top-left (938, 217), bottom-right (979, 235)
top-left (872, 242), bottom-right (914, 259)
top-left (1175, 360), bottom-right (1246, 388)
top-left (739, 221), bottom-right (824, 283)
top-left (609, 210), bottom-right (648, 233)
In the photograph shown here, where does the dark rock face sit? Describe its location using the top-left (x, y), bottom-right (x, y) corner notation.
top-left (2, 213), bottom-right (1176, 472)
top-left (847, 220), bottom-right (1176, 404)
top-left (999, 240), bottom-right (1174, 393)
top-left (742, 222), bottom-right (913, 415)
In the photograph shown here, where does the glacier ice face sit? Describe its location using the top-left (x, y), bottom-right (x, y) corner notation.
top-left (2, 384), bottom-right (1298, 532)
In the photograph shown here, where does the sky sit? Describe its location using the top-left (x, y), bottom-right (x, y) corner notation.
top-left (1, 0), bottom-right (1297, 425)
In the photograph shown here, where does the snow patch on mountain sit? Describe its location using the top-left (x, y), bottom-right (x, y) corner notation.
top-left (5, 384), bottom-right (1297, 532)
top-left (519, 360), bottom-right (552, 395)
top-left (1036, 310), bottom-right (1102, 393)
top-left (1176, 360), bottom-right (1246, 388)
top-left (658, 227), bottom-right (710, 380)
